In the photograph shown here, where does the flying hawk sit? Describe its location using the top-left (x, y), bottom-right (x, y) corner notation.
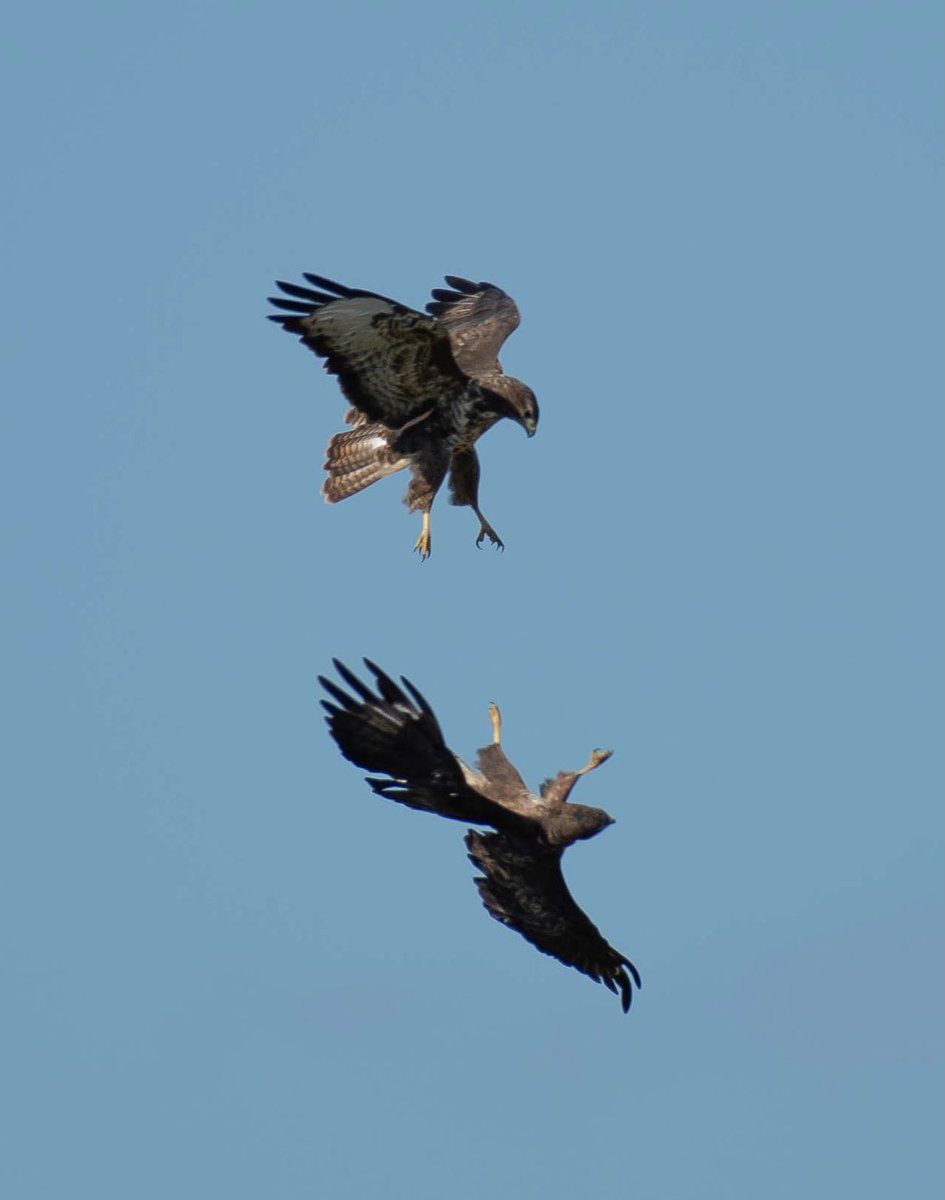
top-left (320, 659), bottom-right (641, 1012)
top-left (268, 272), bottom-right (538, 558)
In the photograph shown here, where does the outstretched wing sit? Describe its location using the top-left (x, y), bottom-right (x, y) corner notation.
top-left (269, 273), bottom-right (470, 427)
top-left (320, 660), bottom-right (528, 830)
top-left (426, 276), bottom-right (521, 378)
top-left (465, 830), bottom-right (641, 1012)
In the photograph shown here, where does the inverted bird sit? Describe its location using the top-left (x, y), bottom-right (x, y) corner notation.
top-left (320, 659), bottom-right (641, 1012)
top-left (268, 273), bottom-right (538, 558)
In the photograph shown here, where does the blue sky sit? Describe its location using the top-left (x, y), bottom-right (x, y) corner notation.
top-left (2, 2), bottom-right (942, 1196)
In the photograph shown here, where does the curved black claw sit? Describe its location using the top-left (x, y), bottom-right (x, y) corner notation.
top-left (476, 525), bottom-right (505, 552)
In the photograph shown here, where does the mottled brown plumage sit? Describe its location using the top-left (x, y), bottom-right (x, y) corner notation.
top-left (268, 273), bottom-right (538, 558)
top-left (320, 660), bottom-right (641, 1012)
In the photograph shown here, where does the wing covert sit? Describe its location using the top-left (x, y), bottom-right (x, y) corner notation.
top-left (474, 742), bottom-right (531, 803)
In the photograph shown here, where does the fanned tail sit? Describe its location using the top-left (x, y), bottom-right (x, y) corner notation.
top-left (321, 424), bottom-right (409, 503)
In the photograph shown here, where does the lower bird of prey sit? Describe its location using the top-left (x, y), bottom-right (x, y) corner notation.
top-left (320, 660), bottom-right (641, 1012)
top-left (268, 272), bottom-right (539, 559)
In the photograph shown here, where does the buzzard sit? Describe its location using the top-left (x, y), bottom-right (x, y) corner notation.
top-left (268, 272), bottom-right (538, 558)
top-left (320, 659), bottom-right (641, 1012)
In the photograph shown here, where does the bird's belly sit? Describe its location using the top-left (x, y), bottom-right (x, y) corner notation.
top-left (451, 414), bottom-right (499, 452)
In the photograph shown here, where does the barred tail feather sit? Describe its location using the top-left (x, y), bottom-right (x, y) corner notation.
top-left (321, 424), bottom-right (409, 503)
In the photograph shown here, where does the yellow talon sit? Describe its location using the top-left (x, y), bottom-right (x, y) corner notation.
top-left (413, 512), bottom-right (432, 560)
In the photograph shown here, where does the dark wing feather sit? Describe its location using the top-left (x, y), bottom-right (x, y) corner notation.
top-left (321, 660), bottom-right (524, 829)
top-left (465, 830), bottom-right (641, 1012)
top-left (269, 273), bottom-right (470, 427)
top-left (425, 276), bottom-right (521, 378)
top-left (475, 742), bottom-right (531, 801)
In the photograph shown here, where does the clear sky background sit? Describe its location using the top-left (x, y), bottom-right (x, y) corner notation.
top-left (3, 3), bottom-right (942, 1197)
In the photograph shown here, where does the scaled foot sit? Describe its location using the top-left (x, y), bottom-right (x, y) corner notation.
top-left (413, 513), bottom-right (432, 561)
top-left (488, 702), bottom-right (502, 744)
top-left (576, 748), bottom-right (613, 776)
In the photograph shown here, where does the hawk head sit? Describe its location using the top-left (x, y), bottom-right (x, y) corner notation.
top-left (481, 376), bottom-right (539, 437)
top-left (567, 804), bottom-right (616, 841)
top-left (543, 803), bottom-right (616, 847)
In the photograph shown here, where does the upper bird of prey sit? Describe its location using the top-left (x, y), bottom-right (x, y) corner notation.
top-left (320, 659), bottom-right (641, 1012)
top-left (268, 272), bottom-right (538, 559)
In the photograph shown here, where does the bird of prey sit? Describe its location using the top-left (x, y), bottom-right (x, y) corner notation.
top-left (319, 659), bottom-right (641, 1012)
top-left (268, 272), bottom-right (539, 558)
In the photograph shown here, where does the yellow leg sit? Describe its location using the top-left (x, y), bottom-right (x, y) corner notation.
top-left (413, 511), bottom-right (432, 560)
top-left (488, 702), bottom-right (502, 744)
top-left (576, 748), bottom-right (612, 776)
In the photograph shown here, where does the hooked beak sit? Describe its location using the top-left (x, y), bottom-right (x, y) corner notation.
top-left (523, 417), bottom-right (537, 438)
